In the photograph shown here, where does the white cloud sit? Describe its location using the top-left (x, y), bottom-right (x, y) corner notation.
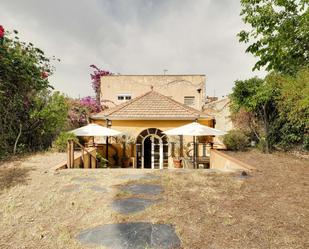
top-left (0, 0), bottom-right (265, 98)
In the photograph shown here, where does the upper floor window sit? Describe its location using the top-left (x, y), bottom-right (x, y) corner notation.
top-left (117, 94), bottom-right (132, 101)
top-left (184, 96), bottom-right (195, 106)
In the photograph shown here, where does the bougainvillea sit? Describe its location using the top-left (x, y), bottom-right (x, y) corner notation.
top-left (67, 99), bottom-right (88, 128)
top-left (41, 71), bottom-right (49, 79)
top-left (90, 64), bottom-right (112, 104)
top-left (80, 96), bottom-right (102, 113)
top-left (0, 25), bottom-right (4, 39)
top-left (67, 96), bottom-right (102, 129)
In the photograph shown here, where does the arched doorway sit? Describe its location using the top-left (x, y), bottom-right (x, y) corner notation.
top-left (136, 128), bottom-right (168, 169)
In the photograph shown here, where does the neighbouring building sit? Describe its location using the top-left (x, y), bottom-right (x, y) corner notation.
top-left (91, 74), bottom-right (215, 169)
top-left (100, 74), bottom-right (206, 111)
top-left (203, 97), bottom-right (233, 132)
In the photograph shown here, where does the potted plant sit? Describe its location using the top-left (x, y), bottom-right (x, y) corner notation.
top-left (173, 144), bottom-right (183, 168)
top-left (96, 153), bottom-right (108, 168)
top-left (117, 132), bottom-right (135, 168)
top-left (121, 154), bottom-right (130, 167)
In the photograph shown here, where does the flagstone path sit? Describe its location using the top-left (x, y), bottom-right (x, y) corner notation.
top-left (76, 173), bottom-right (181, 249)
top-left (111, 197), bottom-right (157, 214)
top-left (77, 222), bottom-right (181, 249)
top-left (116, 174), bottom-right (161, 180)
top-left (120, 184), bottom-right (163, 195)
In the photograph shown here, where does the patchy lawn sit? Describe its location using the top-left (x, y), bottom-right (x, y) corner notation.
top-left (0, 150), bottom-right (308, 249)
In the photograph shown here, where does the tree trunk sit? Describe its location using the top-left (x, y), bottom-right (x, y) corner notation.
top-left (262, 105), bottom-right (270, 153)
top-left (13, 123), bottom-right (22, 155)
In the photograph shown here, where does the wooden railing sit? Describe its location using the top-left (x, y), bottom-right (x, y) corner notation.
top-left (67, 139), bottom-right (98, 168)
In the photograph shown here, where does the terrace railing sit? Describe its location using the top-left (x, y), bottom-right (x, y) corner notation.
top-left (67, 139), bottom-right (98, 168)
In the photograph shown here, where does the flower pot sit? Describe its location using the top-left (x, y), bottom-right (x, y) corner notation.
top-left (122, 158), bottom-right (130, 168)
top-left (173, 158), bottom-right (182, 168)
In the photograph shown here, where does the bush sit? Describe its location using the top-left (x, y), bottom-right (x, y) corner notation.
top-left (223, 130), bottom-right (249, 151)
top-left (303, 135), bottom-right (309, 151)
top-left (257, 138), bottom-right (268, 153)
top-left (96, 153), bottom-right (108, 168)
top-left (53, 132), bottom-right (77, 152)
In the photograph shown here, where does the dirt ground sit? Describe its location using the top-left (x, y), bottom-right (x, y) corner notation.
top-left (0, 150), bottom-right (308, 249)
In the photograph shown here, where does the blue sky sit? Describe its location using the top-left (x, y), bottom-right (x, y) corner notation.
top-left (0, 0), bottom-right (265, 98)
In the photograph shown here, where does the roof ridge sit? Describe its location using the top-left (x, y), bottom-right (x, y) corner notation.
top-left (91, 90), bottom-right (213, 120)
top-left (103, 91), bottom-right (154, 117)
top-left (151, 91), bottom-right (206, 116)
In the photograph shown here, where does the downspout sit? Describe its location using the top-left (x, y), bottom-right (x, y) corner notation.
top-left (197, 88), bottom-right (202, 110)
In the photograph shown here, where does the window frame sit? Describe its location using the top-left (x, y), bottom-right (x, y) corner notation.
top-left (184, 96), bottom-right (195, 106)
top-left (117, 93), bottom-right (132, 101)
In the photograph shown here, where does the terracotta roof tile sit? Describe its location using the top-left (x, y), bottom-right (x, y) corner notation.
top-left (91, 91), bottom-right (213, 120)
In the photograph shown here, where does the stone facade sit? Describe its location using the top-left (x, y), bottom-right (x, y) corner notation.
top-left (100, 75), bottom-right (205, 110)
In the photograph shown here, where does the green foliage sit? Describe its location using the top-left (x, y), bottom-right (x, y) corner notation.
top-left (0, 29), bottom-right (66, 158)
top-left (28, 91), bottom-right (69, 149)
top-left (53, 132), bottom-right (77, 152)
top-left (238, 0), bottom-right (309, 74)
top-left (257, 138), bottom-right (268, 153)
top-left (223, 130), bottom-right (250, 151)
top-left (231, 68), bottom-right (309, 152)
top-left (96, 153), bottom-right (108, 168)
top-left (231, 77), bottom-right (264, 112)
top-left (231, 77), bottom-right (279, 152)
top-left (303, 135), bottom-right (309, 151)
top-left (234, 1), bottom-right (309, 152)
top-left (267, 68), bottom-right (309, 149)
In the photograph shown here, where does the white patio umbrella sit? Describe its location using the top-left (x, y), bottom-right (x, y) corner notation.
top-left (71, 123), bottom-right (122, 137)
top-left (163, 122), bottom-right (226, 168)
top-left (70, 123), bottom-right (122, 165)
top-left (163, 122), bottom-right (226, 136)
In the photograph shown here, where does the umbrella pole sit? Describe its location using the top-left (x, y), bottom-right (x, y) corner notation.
top-left (193, 136), bottom-right (196, 169)
top-left (106, 136), bottom-right (109, 166)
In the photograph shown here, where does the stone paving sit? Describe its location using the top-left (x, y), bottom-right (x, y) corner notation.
top-left (89, 185), bottom-right (108, 193)
top-left (61, 184), bottom-right (80, 193)
top-left (111, 197), bottom-right (157, 214)
top-left (76, 222), bottom-right (181, 249)
top-left (117, 174), bottom-right (161, 180)
top-left (76, 173), bottom-right (181, 248)
top-left (120, 184), bottom-right (163, 195)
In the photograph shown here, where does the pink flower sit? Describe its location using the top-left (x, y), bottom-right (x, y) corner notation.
top-left (41, 71), bottom-right (48, 79)
top-left (0, 25), bottom-right (4, 39)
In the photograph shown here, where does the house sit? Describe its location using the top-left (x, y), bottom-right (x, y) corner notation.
top-left (91, 88), bottom-right (214, 169)
top-left (202, 97), bottom-right (232, 149)
top-left (203, 97), bottom-right (233, 132)
top-left (99, 74), bottom-right (205, 111)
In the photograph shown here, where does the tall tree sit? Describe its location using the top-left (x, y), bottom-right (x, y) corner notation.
top-left (231, 77), bottom-right (280, 152)
top-left (269, 68), bottom-right (309, 149)
top-left (0, 27), bottom-right (67, 157)
top-left (238, 0), bottom-right (309, 74)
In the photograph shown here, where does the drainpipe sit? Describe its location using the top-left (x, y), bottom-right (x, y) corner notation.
top-left (197, 88), bottom-right (202, 110)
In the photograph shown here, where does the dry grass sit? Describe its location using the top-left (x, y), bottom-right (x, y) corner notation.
top-left (0, 150), bottom-right (308, 249)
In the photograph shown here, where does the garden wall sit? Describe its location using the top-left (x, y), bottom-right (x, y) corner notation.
top-left (210, 149), bottom-right (255, 171)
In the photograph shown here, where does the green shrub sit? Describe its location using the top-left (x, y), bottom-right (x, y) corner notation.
top-left (257, 138), bottom-right (267, 152)
top-left (96, 153), bottom-right (108, 168)
top-left (53, 132), bottom-right (77, 152)
top-left (223, 130), bottom-right (249, 151)
top-left (303, 135), bottom-right (309, 151)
